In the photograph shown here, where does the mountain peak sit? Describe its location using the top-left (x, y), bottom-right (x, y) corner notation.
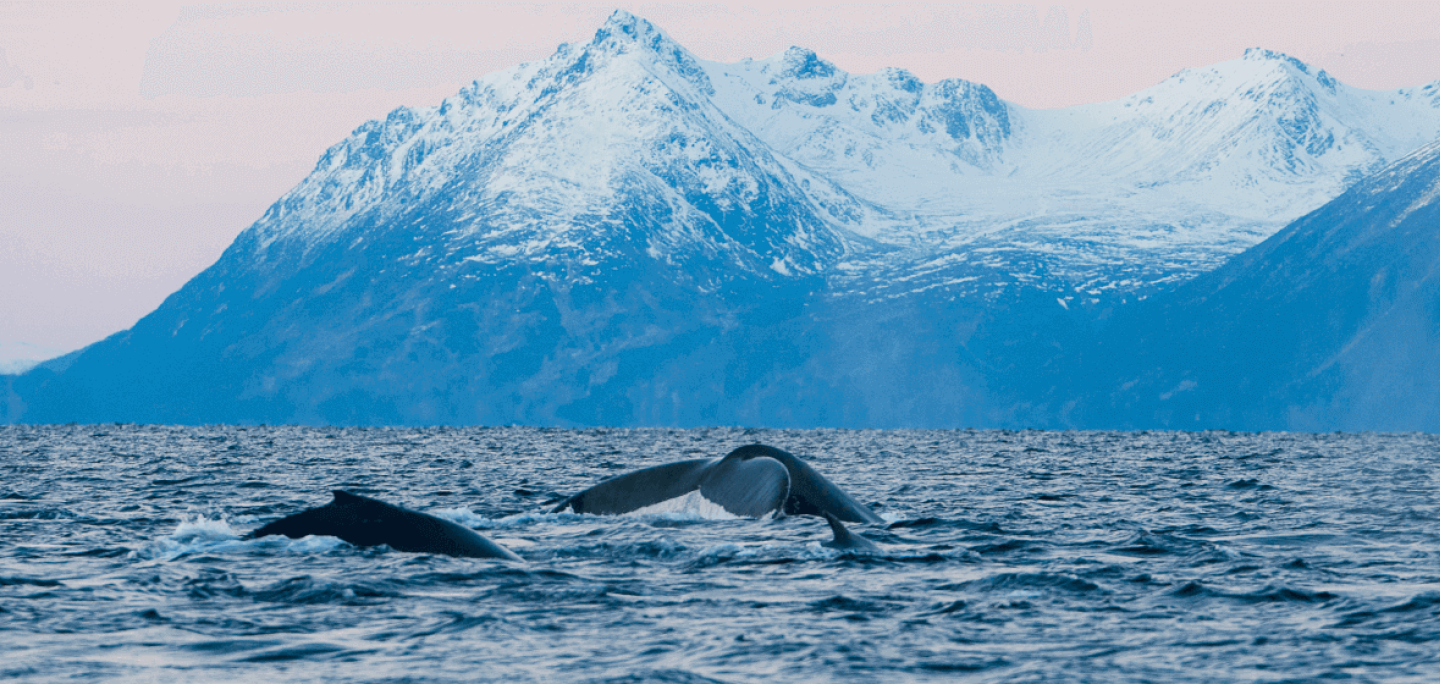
top-left (1241, 47), bottom-right (1324, 76)
top-left (589, 9), bottom-right (712, 94)
top-left (598, 9), bottom-right (656, 39)
top-left (1145, 46), bottom-right (1339, 107)
top-left (594, 9), bottom-right (683, 54)
top-left (778, 47), bottom-right (839, 80)
top-left (1237, 47), bottom-right (1338, 93)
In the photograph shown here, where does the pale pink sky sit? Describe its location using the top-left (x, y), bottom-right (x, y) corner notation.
top-left (2, 1), bottom-right (1439, 365)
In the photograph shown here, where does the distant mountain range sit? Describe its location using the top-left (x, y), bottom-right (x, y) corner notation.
top-left (5, 11), bottom-right (1439, 429)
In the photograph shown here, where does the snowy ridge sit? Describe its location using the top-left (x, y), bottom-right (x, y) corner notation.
top-left (691, 39), bottom-right (1439, 300)
top-left (238, 10), bottom-right (1440, 302)
top-left (703, 47), bottom-right (1015, 227)
top-left (246, 11), bottom-right (882, 287)
top-left (1016, 48), bottom-right (1440, 214)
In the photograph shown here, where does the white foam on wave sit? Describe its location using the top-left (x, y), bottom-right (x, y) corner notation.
top-left (136, 515), bottom-right (351, 560)
top-left (135, 515), bottom-right (244, 560)
top-left (501, 512), bottom-right (572, 525)
top-left (266, 535), bottom-right (351, 554)
top-left (170, 516), bottom-right (241, 543)
top-left (698, 542), bottom-right (745, 559)
top-left (427, 506), bottom-right (546, 532)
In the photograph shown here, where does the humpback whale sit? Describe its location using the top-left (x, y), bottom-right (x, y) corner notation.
top-left (822, 512), bottom-right (882, 554)
top-left (551, 444), bottom-right (882, 523)
top-left (246, 490), bottom-right (521, 561)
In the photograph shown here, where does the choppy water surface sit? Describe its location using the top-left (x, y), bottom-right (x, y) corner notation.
top-left (2, 426), bottom-right (1439, 682)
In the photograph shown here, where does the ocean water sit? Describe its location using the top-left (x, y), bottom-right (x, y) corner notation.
top-left (2, 425), bottom-right (1438, 683)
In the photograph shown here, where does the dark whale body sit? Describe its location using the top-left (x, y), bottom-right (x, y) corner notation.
top-left (822, 512), bottom-right (882, 554)
top-left (247, 490), bottom-right (521, 561)
top-left (552, 444), bottom-right (882, 523)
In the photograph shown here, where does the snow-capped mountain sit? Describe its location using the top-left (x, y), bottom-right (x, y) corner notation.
top-left (699, 42), bottom-right (1440, 302)
top-left (4, 10), bottom-right (1439, 428)
top-left (253, 14), bottom-right (877, 286)
top-left (251, 11), bottom-right (1440, 298)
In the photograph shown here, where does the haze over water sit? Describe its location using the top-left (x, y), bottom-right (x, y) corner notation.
top-left (3, 425), bottom-right (1439, 682)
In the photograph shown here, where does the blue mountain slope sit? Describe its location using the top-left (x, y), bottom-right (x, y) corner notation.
top-left (1061, 139), bottom-right (1440, 430)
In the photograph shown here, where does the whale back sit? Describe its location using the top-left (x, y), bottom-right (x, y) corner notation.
top-left (249, 490), bottom-right (521, 560)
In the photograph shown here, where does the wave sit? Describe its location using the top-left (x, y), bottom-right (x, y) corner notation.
top-left (0, 507), bottom-right (81, 520)
top-left (808, 594), bottom-right (904, 614)
top-left (134, 515), bottom-right (349, 560)
top-left (578, 669), bottom-right (734, 684)
top-left (1380, 591), bottom-right (1440, 613)
top-left (0, 576), bottom-right (63, 587)
top-left (961, 572), bottom-right (1106, 595)
top-left (1168, 581), bottom-right (1339, 603)
top-left (248, 576), bottom-right (403, 605)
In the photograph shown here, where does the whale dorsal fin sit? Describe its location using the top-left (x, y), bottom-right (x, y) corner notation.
top-left (823, 511), bottom-right (880, 553)
top-left (825, 511), bottom-right (854, 543)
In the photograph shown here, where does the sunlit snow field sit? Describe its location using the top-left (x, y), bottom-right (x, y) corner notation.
top-left (2, 425), bottom-right (1439, 682)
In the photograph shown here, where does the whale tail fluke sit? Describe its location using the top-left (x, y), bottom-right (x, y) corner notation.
top-left (552, 444), bottom-right (879, 523)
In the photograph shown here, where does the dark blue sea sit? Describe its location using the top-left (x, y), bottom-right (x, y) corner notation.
top-left (3, 425), bottom-right (1439, 682)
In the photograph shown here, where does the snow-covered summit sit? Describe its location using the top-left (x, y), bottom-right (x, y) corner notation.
top-left (1023, 46), bottom-right (1436, 193)
top-left (705, 45), bottom-right (1015, 217)
top-left (245, 10), bottom-right (878, 287)
top-left (240, 13), bottom-right (1440, 301)
top-left (588, 9), bottom-right (714, 96)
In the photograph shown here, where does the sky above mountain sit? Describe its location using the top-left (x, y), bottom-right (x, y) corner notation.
top-left (3, 1), bottom-right (1440, 370)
